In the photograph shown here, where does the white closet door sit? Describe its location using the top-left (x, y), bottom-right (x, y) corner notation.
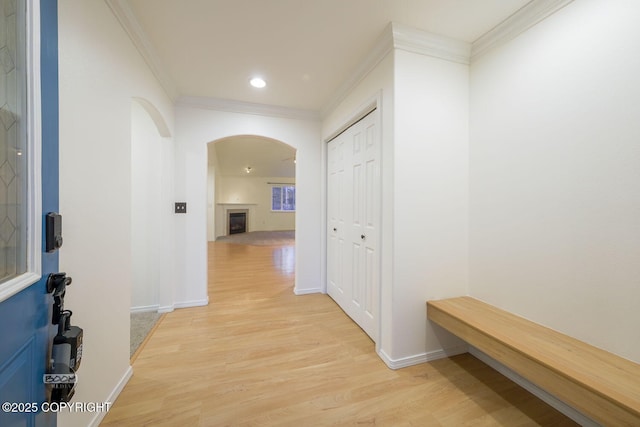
top-left (327, 110), bottom-right (379, 341)
top-left (327, 132), bottom-right (347, 308)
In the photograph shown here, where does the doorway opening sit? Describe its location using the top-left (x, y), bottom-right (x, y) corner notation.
top-left (130, 98), bottom-right (172, 358)
top-left (207, 136), bottom-right (296, 238)
top-left (206, 135), bottom-right (297, 280)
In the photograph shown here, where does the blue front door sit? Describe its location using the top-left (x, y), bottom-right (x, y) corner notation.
top-left (0, 1), bottom-right (58, 426)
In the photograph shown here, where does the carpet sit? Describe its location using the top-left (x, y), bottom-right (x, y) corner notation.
top-left (130, 311), bottom-right (162, 357)
top-left (215, 230), bottom-right (295, 246)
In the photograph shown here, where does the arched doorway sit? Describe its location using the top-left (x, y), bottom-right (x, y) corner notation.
top-left (207, 135), bottom-right (296, 241)
top-left (170, 104), bottom-right (323, 307)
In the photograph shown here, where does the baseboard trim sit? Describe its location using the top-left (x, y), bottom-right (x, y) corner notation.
top-left (377, 344), bottom-right (468, 370)
top-left (173, 297), bottom-right (209, 309)
top-left (469, 346), bottom-right (599, 427)
top-left (158, 305), bottom-right (174, 313)
top-left (130, 304), bottom-right (159, 313)
top-left (87, 365), bottom-right (133, 427)
top-left (293, 287), bottom-right (322, 295)
top-left (132, 301), bottom-right (202, 313)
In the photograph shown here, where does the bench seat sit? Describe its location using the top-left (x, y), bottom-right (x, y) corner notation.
top-left (427, 296), bottom-right (640, 426)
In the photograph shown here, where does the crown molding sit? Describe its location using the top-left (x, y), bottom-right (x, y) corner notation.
top-left (391, 22), bottom-right (471, 65)
top-left (176, 96), bottom-right (321, 121)
top-left (321, 23), bottom-right (394, 118)
top-left (106, 0), bottom-right (573, 116)
top-left (104, 0), bottom-right (177, 100)
top-left (471, 0), bottom-right (575, 61)
top-left (322, 0), bottom-right (574, 115)
top-left (321, 22), bottom-right (471, 116)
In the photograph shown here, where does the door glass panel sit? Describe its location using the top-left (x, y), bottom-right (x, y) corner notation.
top-left (0, 0), bottom-right (27, 283)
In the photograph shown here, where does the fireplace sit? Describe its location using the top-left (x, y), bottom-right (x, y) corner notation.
top-left (228, 212), bottom-right (247, 234)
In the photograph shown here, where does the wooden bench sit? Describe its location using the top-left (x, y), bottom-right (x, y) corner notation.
top-left (427, 296), bottom-right (640, 426)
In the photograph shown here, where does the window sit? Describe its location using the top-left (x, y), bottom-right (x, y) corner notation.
top-left (271, 185), bottom-right (295, 212)
top-left (0, 0), bottom-right (42, 301)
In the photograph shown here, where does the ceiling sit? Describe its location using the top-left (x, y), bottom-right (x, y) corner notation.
top-left (126, 0), bottom-right (532, 112)
top-left (209, 136), bottom-right (296, 178)
top-left (124, 0), bottom-right (532, 178)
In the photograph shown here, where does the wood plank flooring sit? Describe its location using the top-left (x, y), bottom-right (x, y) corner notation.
top-left (101, 241), bottom-right (578, 426)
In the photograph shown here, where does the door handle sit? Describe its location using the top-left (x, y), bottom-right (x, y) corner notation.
top-left (361, 234), bottom-right (366, 240)
top-left (333, 227), bottom-right (337, 232)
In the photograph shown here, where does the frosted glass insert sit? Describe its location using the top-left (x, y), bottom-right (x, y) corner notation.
top-left (0, 0), bottom-right (27, 283)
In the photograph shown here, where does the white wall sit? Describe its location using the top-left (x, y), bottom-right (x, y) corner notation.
top-left (174, 105), bottom-right (321, 296)
top-left (131, 101), bottom-right (161, 311)
top-left (392, 49), bottom-right (469, 362)
top-left (58, 1), bottom-right (175, 425)
top-left (206, 148), bottom-right (220, 241)
top-left (469, 0), bottom-right (640, 363)
top-left (215, 176), bottom-right (295, 236)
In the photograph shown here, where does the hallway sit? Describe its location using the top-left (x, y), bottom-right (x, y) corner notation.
top-left (101, 242), bottom-right (576, 426)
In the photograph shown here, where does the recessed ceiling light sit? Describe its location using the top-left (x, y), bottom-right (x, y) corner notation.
top-left (250, 77), bottom-right (266, 88)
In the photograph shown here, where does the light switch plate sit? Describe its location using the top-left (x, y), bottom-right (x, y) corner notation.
top-left (175, 202), bottom-right (187, 213)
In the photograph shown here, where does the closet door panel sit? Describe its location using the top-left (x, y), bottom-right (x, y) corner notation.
top-left (364, 246), bottom-right (377, 324)
top-left (327, 137), bottom-right (346, 305)
top-left (358, 113), bottom-right (379, 337)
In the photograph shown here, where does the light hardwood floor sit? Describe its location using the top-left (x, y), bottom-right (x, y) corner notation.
top-left (101, 241), bottom-right (578, 426)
